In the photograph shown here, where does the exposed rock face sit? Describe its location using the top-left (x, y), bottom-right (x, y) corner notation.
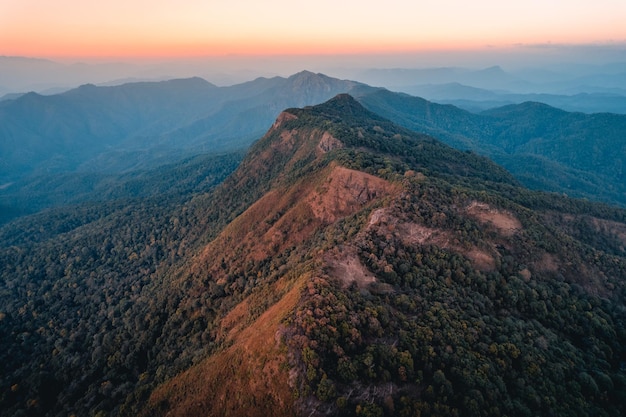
top-left (306, 166), bottom-right (392, 223)
top-left (466, 201), bottom-right (522, 236)
top-left (317, 131), bottom-right (343, 154)
top-left (269, 111), bottom-right (298, 134)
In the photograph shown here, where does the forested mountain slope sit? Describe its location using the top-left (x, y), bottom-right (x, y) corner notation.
top-left (2, 95), bottom-right (624, 417)
top-left (0, 150), bottom-right (245, 225)
top-left (145, 94), bottom-right (626, 417)
top-left (356, 89), bottom-right (626, 207)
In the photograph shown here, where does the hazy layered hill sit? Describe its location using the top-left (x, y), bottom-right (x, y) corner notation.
top-left (147, 69), bottom-right (365, 153)
top-left (0, 71), bottom-right (362, 183)
top-left (356, 89), bottom-right (626, 207)
top-left (350, 63), bottom-right (626, 114)
top-left (4, 69), bottom-right (626, 224)
top-left (0, 77), bottom-right (220, 177)
top-left (355, 66), bottom-right (528, 92)
top-left (0, 71), bottom-right (363, 223)
top-left (403, 82), bottom-right (626, 114)
top-left (2, 95), bottom-right (624, 417)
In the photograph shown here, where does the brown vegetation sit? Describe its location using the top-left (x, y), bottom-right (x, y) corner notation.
top-left (306, 166), bottom-right (394, 223)
top-left (145, 275), bottom-right (305, 417)
top-left (325, 246), bottom-right (377, 288)
top-left (465, 201), bottom-right (522, 236)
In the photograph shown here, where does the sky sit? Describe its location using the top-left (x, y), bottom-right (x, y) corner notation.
top-left (2, 0), bottom-right (626, 60)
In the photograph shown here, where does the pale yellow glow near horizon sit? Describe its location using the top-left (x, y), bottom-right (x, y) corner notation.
top-left (1, 0), bottom-right (625, 58)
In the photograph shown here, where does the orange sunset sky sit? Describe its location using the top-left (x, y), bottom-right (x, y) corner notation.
top-left (1, 0), bottom-right (626, 59)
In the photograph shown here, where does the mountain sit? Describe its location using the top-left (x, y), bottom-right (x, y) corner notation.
top-left (145, 71), bottom-right (365, 153)
top-left (0, 92), bottom-right (26, 102)
top-left (0, 56), bottom-right (64, 94)
top-left (0, 71), bottom-right (361, 182)
top-left (351, 63), bottom-right (626, 97)
top-left (402, 82), bottom-right (626, 114)
top-left (0, 56), bottom-right (283, 95)
top-left (349, 63), bottom-right (626, 114)
top-left (355, 66), bottom-right (530, 92)
top-left (1, 95), bottom-right (625, 417)
top-left (356, 89), bottom-right (626, 207)
top-left (0, 71), bottom-right (363, 222)
top-left (0, 77), bottom-right (220, 179)
top-left (5, 70), bottom-right (626, 225)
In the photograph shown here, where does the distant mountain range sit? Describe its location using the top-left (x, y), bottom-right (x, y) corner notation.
top-left (0, 56), bottom-right (140, 96)
top-left (355, 64), bottom-right (626, 92)
top-left (356, 66), bottom-right (529, 91)
top-left (0, 71), bottom-right (361, 183)
top-left (1, 71), bottom-right (626, 225)
top-left (356, 89), bottom-right (626, 207)
top-left (4, 56), bottom-right (626, 110)
top-left (354, 64), bottom-right (626, 114)
top-left (402, 82), bottom-right (626, 114)
top-left (1, 95), bottom-right (624, 417)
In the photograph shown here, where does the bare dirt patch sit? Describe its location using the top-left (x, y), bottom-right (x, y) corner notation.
top-left (317, 131), bottom-right (343, 154)
top-left (466, 201), bottom-right (522, 236)
top-left (590, 217), bottom-right (626, 249)
top-left (325, 246), bottom-right (377, 288)
top-left (269, 111), bottom-right (298, 133)
top-left (465, 249), bottom-right (497, 271)
top-left (307, 166), bottom-right (394, 224)
top-left (368, 208), bottom-right (497, 272)
top-left (519, 268), bottom-right (532, 281)
top-left (534, 253), bottom-right (560, 273)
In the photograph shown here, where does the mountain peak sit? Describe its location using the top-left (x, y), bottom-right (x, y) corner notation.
top-left (482, 65), bottom-right (504, 73)
top-left (245, 94), bottom-right (517, 195)
top-left (282, 71), bottom-right (361, 99)
top-left (295, 93), bottom-right (386, 123)
top-left (482, 100), bottom-right (567, 118)
top-left (287, 70), bottom-right (338, 83)
top-left (286, 70), bottom-right (333, 86)
top-left (288, 69), bottom-right (318, 79)
top-left (163, 76), bottom-right (218, 89)
top-left (310, 92), bottom-right (361, 109)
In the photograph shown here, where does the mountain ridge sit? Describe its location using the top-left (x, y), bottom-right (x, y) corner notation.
top-left (140, 95), bottom-right (626, 417)
top-left (1, 95), bottom-right (625, 416)
top-left (0, 72), bottom-right (362, 184)
top-left (0, 72), bottom-right (366, 223)
top-left (356, 88), bottom-right (626, 207)
top-left (404, 82), bottom-right (626, 114)
top-left (3, 70), bottom-right (626, 227)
